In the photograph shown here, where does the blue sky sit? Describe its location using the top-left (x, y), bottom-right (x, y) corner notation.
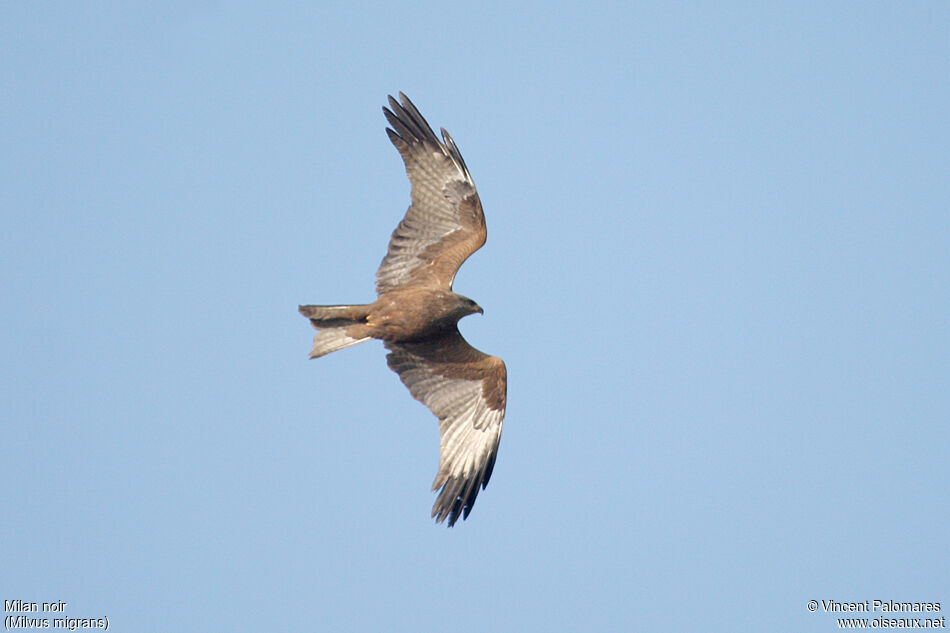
top-left (2, 2), bottom-right (947, 631)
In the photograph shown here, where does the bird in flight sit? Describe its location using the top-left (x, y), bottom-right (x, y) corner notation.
top-left (299, 93), bottom-right (507, 526)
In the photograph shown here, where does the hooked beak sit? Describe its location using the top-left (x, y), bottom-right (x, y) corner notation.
top-left (475, 305), bottom-right (484, 315)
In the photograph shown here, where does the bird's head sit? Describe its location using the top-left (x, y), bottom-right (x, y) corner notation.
top-left (454, 294), bottom-right (484, 318)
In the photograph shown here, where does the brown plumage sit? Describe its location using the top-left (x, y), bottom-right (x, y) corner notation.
top-left (299, 93), bottom-right (507, 527)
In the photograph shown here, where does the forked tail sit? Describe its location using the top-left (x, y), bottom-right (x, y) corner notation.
top-left (298, 304), bottom-right (372, 359)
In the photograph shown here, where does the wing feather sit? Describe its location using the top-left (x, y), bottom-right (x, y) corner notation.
top-left (385, 329), bottom-right (506, 526)
top-left (377, 93), bottom-right (487, 295)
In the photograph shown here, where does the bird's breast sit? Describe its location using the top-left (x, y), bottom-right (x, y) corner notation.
top-left (368, 289), bottom-right (457, 342)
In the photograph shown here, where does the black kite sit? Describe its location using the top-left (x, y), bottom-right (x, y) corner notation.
top-left (299, 93), bottom-right (507, 527)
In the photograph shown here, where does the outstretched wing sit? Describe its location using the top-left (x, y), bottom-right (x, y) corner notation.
top-left (377, 93), bottom-right (487, 295)
top-left (385, 329), bottom-right (507, 526)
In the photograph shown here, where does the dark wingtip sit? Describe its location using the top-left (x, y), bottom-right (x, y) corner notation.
top-left (382, 91), bottom-right (440, 147)
top-left (431, 466), bottom-right (494, 527)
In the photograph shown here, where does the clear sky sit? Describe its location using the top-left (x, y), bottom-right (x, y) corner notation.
top-left (2, 2), bottom-right (947, 631)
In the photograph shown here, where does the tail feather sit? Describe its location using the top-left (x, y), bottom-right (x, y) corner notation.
top-left (298, 304), bottom-right (369, 324)
top-left (307, 328), bottom-right (371, 359)
top-left (298, 304), bottom-right (372, 359)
